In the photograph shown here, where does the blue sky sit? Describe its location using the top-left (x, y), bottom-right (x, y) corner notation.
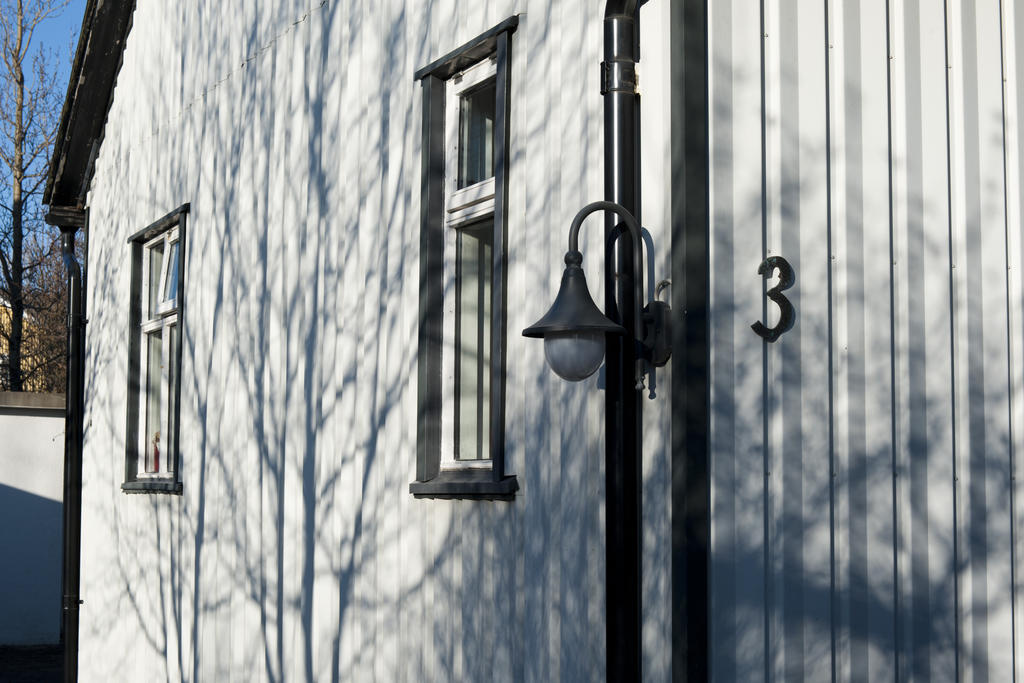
top-left (35, 0), bottom-right (87, 95)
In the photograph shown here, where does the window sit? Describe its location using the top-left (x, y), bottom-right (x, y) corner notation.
top-left (122, 204), bottom-right (188, 494)
top-left (410, 18), bottom-right (519, 500)
top-left (442, 56), bottom-right (496, 471)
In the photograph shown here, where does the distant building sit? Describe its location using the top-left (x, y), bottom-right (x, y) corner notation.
top-left (0, 290), bottom-right (53, 392)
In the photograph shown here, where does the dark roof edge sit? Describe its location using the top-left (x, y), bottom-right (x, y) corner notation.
top-left (44, 0), bottom-right (136, 208)
top-left (413, 15), bottom-right (518, 81)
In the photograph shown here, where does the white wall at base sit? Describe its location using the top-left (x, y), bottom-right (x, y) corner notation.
top-left (0, 395), bottom-right (65, 645)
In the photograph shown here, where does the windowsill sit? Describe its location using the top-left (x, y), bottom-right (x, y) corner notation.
top-left (121, 480), bottom-right (183, 495)
top-left (410, 469), bottom-right (518, 500)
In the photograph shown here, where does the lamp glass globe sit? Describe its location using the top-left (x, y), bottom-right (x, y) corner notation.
top-left (543, 330), bottom-right (606, 381)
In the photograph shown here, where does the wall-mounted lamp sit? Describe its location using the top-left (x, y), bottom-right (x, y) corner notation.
top-left (523, 200), bottom-right (672, 389)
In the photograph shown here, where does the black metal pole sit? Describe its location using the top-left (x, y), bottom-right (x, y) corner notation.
top-left (59, 223), bottom-right (84, 683)
top-left (602, 2), bottom-right (642, 680)
top-left (671, 2), bottom-right (711, 679)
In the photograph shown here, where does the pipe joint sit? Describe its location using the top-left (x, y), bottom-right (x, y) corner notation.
top-left (601, 60), bottom-right (638, 95)
top-left (60, 227), bottom-right (75, 255)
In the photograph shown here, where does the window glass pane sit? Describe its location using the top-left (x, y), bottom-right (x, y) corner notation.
top-left (457, 81), bottom-right (496, 189)
top-left (166, 323), bottom-right (178, 472)
top-left (164, 241), bottom-right (179, 305)
top-left (454, 222), bottom-right (492, 460)
top-left (148, 240), bottom-right (164, 317)
top-left (144, 330), bottom-right (163, 473)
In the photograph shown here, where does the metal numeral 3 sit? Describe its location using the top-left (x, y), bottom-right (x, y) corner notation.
top-left (751, 256), bottom-right (795, 343)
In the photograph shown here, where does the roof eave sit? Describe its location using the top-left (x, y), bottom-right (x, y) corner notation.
top-left (44, 0), bottom-right (135, 208)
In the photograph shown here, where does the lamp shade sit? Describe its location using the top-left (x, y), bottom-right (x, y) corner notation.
top-left (523, 255), bottom-right (624, 381)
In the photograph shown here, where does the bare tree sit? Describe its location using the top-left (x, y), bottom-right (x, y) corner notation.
top-left (0, 0), bottom-right (70, 391)
top-left (19, 231), bottom-right (70, 390)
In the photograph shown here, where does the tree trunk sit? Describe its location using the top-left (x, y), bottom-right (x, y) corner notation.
top-left (8, 0), bottom-right (25, 392)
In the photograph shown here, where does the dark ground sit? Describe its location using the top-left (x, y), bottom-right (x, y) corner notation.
top-left (0, 645), bottom-right (62, 682)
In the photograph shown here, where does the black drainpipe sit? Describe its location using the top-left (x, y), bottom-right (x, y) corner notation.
top-left (602, 2), bottom-right (642, 680)
top-left (61, 221), bottom-right (85, 683)
top-left (48, 207), bottom-right (86, 683)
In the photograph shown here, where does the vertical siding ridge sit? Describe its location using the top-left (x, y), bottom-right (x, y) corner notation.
top-left (1012, 0), bottom-right (1024, 672)
top-left (884, 1), bottom-right (902, 680)
top-left (997, 1), bottom-right (1020, 679)
top-left (822, 0), bottom-right (839, 680)
top-left (829, 3), bottom-right (898, 676)
top-left (941, 1), bottom-right (963, 677)
top-left (759, 1), bottom-right (773, 679)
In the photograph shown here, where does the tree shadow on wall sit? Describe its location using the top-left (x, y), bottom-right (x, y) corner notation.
top-left (706, 22), bottom-right (1017, 680)
top-left (79, 2), bottom-right (618, 683)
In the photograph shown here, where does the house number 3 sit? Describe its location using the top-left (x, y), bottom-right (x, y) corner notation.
top-left (751, 256), bottom-right (795, 343)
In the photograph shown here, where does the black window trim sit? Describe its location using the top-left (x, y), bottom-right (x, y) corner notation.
top-left (122, 203), bottom-right (189, 495)
top-left (410, 18), bottom-right (518, 501)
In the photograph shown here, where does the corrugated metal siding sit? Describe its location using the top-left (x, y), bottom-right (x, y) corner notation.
top-left (710, 0), bottom-right (1020, 680)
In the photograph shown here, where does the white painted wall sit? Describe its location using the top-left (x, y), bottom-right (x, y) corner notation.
top-left (0, 396), bottom-right (65, 645)
top-left (77, 2), bottom-right (675, 681)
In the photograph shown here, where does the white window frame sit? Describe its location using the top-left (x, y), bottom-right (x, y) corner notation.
top-left (137, 227), bottom-right (179, 479)
top-left (155, 231), bottom-right (179, 314)
top-left (440, 56), bottom-right (499, 472)
top-left (444, 56), bottom-right (497, 227)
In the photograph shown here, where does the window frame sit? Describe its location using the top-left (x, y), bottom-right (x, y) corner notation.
top-left (122, 204), bottom-right (189, 494)
top-left (445, 56), bottom-right (497, 226)
top-left (410, 17), bottom-right (519, 500)
top-left (137, 230), bottom-right (179, 476)
top-left (441, 57), bottom-right (497, 473)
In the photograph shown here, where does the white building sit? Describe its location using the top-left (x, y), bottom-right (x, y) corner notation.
top-left (43, 0), bottom-right (1024, 681)
top-left (0, 391), bottom-right (65, 646)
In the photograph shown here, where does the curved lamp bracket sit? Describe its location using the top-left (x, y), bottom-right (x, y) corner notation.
top-left (524, 201), bottom-right (672, 391)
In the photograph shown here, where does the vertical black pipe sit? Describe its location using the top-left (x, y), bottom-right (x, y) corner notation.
top-left (602, 2), bottom-right (642, 680)
top-left (60, 222), bottom-right (84, 683)
top-left (671, 0), bottom-right (710, 680)
top-left (491, 31), bottom-right (513, 483)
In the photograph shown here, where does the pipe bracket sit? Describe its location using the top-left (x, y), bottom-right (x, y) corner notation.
top-left (601, 60), bottom-right (638, 95)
